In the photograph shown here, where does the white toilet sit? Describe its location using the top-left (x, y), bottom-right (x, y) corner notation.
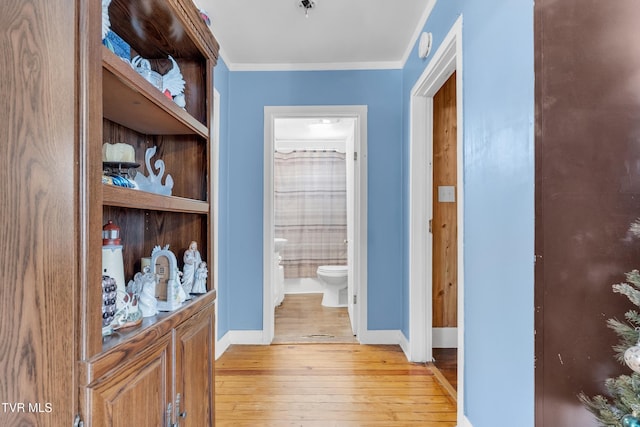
top-left (316, 265), bottom-right (348, 307)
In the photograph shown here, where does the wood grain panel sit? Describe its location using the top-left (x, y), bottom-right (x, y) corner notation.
top-left (174, 303), bottom-right (215, 426)
top-left (150, 133), bottom-right (208, 201)
top-left (178, 60), bottom-right (208, 125)
top-left (102, 206), bottom-right (146, 280)
top-left (87, 336), bottom-right (171, 427)
top-left (0, 0), bottom-right (77, 425)
top-left (432, 72), bottom-right (458, 328)
top-left (103, 119), bottom-right (208, 201)
top-left (108, 0), bottom-right (218, 60)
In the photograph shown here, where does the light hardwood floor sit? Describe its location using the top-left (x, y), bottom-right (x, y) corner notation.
top-left (215, 344), bottom-right (457, 426)
top-left (274, 293), bottom-right (357, 344)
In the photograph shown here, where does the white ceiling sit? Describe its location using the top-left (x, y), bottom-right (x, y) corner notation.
top-left (198, 0), bottom-right (435, 71)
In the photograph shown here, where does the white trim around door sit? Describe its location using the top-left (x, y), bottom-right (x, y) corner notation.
top-left (408, 14), bottom-right (464, 425)
top-left (263, 105), bottom-right (368, 344)
top-left (212, 88), bottom-right (221, 358)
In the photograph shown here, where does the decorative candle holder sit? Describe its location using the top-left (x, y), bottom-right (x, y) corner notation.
top-left (102, 275), bottom-right (117, 336)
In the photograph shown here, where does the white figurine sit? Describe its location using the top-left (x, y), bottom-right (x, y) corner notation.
top-left (176, 279), bottom-right (187, 303)
top-left (137, 266), bottom-right (158, 317)
top-left (134, 146), bottom-right (174, 196)
top-left (192, 261), bottom-right (208, 294)
top-left (125, 273), bottom-right (143, 318)
top-left (162, 55), bottom-right (186, 101)
top-left (131, 56), bottom-right (163, 90)
top-left (181, 241), bottom-right (201, 296)
top-left (102, 0), bottom-right (112, 40)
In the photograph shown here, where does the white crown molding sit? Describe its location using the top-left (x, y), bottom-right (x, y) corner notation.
top-left (399, 0), bottom-right (437, 67)
top-left (226, 60), bottom-right (403, 72)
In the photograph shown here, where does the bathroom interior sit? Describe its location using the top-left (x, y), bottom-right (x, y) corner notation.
top-left (271, 116), bottom-right (357, 343)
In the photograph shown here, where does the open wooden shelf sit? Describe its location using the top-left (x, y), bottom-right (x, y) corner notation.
top-left (102, 47), bottom-right (208, 137)
top-left (103, 184), bottom-right (209, 214)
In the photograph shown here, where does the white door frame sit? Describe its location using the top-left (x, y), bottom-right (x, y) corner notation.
top-left (263, 105), bottom-right (368, 344)
top-left (409, 14), bottom-right (464, 423)
top-left (213, 88), bottom-right (220, 351)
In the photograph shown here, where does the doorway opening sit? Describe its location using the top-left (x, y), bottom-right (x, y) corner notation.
top-left (409, 15), bottom-right (464, 421)
top-left (264, 106), bottom-right (367, 345)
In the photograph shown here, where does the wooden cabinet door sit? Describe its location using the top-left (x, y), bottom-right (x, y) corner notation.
top-left (173, 303), bottom-right (215, 427)
top-left (87, 336), bottom-right (172, 427)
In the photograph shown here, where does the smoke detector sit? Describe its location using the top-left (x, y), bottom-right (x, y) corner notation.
top-left (297, 0), bottom-right (316, 18)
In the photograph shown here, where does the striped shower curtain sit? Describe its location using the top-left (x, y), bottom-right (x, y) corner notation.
top-left (274, 150), bottom-right (347, 278)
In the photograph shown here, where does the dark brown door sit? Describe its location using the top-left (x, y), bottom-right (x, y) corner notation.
top-left (432, 72), bottom-right (458, 329)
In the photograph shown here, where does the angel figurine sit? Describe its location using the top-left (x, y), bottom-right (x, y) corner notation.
top-left (137, 266), bottom-right (158, 317)
top-left (181, 241), bottom-right (201, 296)
top-left (192, 261), bottom-right (208, 294)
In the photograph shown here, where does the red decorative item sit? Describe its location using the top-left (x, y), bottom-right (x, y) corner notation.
top-left (199, 9), bottom-right (211, 26)
top-left (102, 220), bottom-right (122, 246)
top-left (163, 89), bottom-right (172, 99)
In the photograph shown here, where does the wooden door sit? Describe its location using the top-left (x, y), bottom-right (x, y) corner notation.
top-left (432, 72), bottom-right (458, 329)
top-left (174, 303), bottom-right (215, 427)
top-left (87, 336), bottom-right (172, 427)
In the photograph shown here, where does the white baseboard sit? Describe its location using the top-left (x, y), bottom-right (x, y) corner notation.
top-left (215, 331), bottom-right (231, 359)
top-left (358, 329), bottom-right (404, 345)
top-left (217, 329), bottom-right (407, 358)
top-left (433, 327), bottom-right (458, 348)
top-left (283, 277), bottom-right (324, 294)
top-left (399, 331), bottom-right (410, 360)
top-left (457, 415), bottom-right (472, 427)
top-left (215, 330), bottom-right (265, 360)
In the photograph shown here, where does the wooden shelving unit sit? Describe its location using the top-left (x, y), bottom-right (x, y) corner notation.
top-left (102, 47), bottom-right (208, 137)
top-left (76, 0), bottom-right (219, 425)
top-left (102, 185), bottom-right (209, 214)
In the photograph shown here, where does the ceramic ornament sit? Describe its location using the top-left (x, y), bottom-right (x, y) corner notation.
top-left (624, 338), bottom-right (640, 373)
top-left (162, 55), bottom-right (186, 106)
top-left (192, 262), bottom-right (208, 294)
top-left (138, 267), bottom-right (158, 317)
top-left (622, 414), bottom-right (640, 427)
top-left (102, 0), bottom-right (112, 40)
top-left (134, 146), bottom-right (174, 196)
top-left (131, 56), bottom-right (163, 90)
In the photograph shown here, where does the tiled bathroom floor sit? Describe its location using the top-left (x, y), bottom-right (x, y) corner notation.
top-left (273, 293), bottom-right (357, 344)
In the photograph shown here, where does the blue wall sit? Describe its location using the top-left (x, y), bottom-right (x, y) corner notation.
top-left (216, 69), bottom-right (404, 332)
top-left (215, 0), bottom-right (535, 423)
top-left (401, 1), bottom-right (535, 426)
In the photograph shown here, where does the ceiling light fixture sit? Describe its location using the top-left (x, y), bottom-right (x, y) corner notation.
top-left (297, 0), bottom-right (316, 18)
